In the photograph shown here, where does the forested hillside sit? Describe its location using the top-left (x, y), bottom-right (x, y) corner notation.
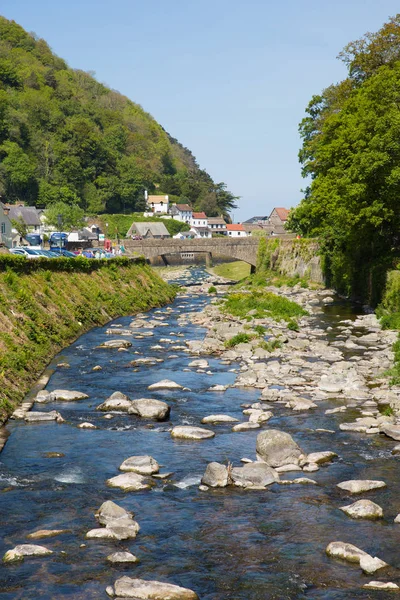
top-left (0, 17), bottom-right (237, 217)
top-left (288, 15), bottom-right (400, 305)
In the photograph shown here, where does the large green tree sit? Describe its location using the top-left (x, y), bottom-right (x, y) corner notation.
top-left (289, 15), bottom-right (400, 304)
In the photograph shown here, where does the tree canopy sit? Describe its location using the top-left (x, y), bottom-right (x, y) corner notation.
top-left (288, 14), bottom-right (400, 304)
top-left (0, 17), bottom-right (238, 218)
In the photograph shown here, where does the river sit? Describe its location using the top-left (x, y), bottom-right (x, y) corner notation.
top-left (0, 267), bottom-right (399, 599)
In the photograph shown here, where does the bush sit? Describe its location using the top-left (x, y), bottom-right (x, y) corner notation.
top-left (287, 319), bottom-right (299, 332)
top-left (223, 290), bottom-right (308, 322)
top-left (253, 324), bottom-right (266, 336)
top-left (208, 286), bottom-right (217, 294)
top-left (225, 333), bottom-right (255, 348)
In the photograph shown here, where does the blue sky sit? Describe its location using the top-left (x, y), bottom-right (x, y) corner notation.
top-left (2, 1), bottom-right (400, 220)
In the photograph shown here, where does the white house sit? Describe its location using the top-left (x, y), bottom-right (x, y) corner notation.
top-left (169, 203), bottom-right (192, 223)
top-left (208, 217), bottom-right (227, 235)
top-left (0, 203), bottom-right (12, 248)
top-left (190, 212), bottom-right (208, 228)
top-left (146, 194), bottom-right (169, 214)
top-left (189, 226), bottom-right (212, 239)
top-left (226, 223), bottom-right (247, 238)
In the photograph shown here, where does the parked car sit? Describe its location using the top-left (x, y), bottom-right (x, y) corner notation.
top-left (48, 248), bottom-right (76, 258)
top-left (9, 247), bottom-right (41, 259)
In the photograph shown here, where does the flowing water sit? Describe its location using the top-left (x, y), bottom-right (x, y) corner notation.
top-left (0, 268), bottom-right (399, 599)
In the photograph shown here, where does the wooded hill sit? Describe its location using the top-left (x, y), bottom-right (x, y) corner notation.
top-left (0, 17), bottom-right (237, 217)
top-left (288, 15), bottom-right (400, 305)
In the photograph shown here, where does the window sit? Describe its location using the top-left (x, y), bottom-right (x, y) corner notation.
top-left (1, 222), bottom-right (5, 234)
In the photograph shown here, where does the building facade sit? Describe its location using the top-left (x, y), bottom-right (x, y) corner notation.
top-left (226, 224), bottom-right (247, 237)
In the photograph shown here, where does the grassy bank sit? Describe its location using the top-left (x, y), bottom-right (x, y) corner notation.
top-left (210, 261), bottom-right (251, 281)
top-left (0, 257), bottom-right (176, 423)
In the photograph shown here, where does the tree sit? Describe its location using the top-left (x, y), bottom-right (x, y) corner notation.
top-left (44, 201), bottom-right (85, 230)
top-left (11, 217), bottom-right (28, 239)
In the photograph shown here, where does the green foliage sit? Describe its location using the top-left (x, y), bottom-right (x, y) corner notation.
top-left (223, 290), bottom-right (308, 322)
top-left (253, 324), bottom-right (267, 336)
top-left (291, 15), bottom-right (400, 304)
top-left (44, 201), bottom-right (85, 229)
top-left (258, 339), bottom-right (283, 352)
top-left (380, 405), bottom-right (394, 416)
top-left (0, 16), bottom-right (237, 218)
top-left (224, 332), bottom-right (255, 348)
top-left (96, 213), bottom-right (190, 237)
top-left (11, 216), bottom-right (28, 238)
top-left (210, 261), bottom-right (251, 281)
top-left (287, 319), bottom-right (300, 331)
top-left (208, 286), bottom-right (217, 294)
top-left (256, 238), bottom-right (280, 272)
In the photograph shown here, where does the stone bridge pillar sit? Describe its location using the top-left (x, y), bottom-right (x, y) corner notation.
top-left (205, 252), bottom-right (213, 268)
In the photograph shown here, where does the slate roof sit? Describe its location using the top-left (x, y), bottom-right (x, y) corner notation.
top-left (8, 205), bottom-right (41, 227)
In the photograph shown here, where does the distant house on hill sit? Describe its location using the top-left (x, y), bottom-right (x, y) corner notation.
top-left (268, 207), bottom-right (290, 234)
top-left (146, 195), bottom-right (169, 214)
top-left (226, 223), bottom-right (247, 237)
top-left (170, 203), bottom-right (192, 223)
top-left (7, 203), bottom-right (41, 232)
top-left (0, 203), bottom-right (12, 248)
top-left (190, 212), bottom-right (208, 228)
top-left (127, 221), bottom-right (170, 239)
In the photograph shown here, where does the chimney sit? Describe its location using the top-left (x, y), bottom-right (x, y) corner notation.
top-left (3, 205), bottom-right (10, 216)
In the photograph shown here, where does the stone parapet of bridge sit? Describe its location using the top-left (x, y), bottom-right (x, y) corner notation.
top-left (124, 237), bottom-right (260, 266)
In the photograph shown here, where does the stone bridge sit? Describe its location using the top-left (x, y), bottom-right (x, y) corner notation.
top-left (124, 237), bottom-right (261, 269)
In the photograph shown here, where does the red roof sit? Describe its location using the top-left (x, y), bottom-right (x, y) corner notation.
top-left (274, 208), bottom-right (290, 221)
top-left (175, 204), bottom-right (192, 211)
top-left (226, 223), bottom-right (245, 231)
top-left (192, 212), bottom-right (207, 219)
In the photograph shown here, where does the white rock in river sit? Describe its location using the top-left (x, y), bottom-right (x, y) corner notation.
top-left (230, 462), bottom-right (279, 488)
top-left (170, 426), bottom-right (215, 440)
top-left (148, 379), bottom-right (183, 391)
top-left (232, 422), bottom-right (261, 432)
top-left (109, 576), bottom-right (199, 599)
top-left (107, 472), bottom-right (151, 491)
top-left (326, 541), bottom-right (388, 574)
top-left (119, 455), bottom-right (159, 475)
top-left (201, 462), bottom-right (229, 487)
top-left (3, 544), bottom-right (53, 562)
top-left (96, 500), bottom-right (133, 525)
top-left (364, 581), bottom-right (399, 590)
top-left (256, 429), bottom-right (303, 468)
top-left (96, 391), bottom-right (132, 412)
top-left (380, 424), bottom-right (400, 441)
top-left (35, 390), bottom-right (51, 403)
top-left (305, 451), bottom-right (337, 465)
top-left (78, 422), bottom-right (96, 429)
top-left (24, 411), bottom-right (63, 422)
top-left (86, 516), bottom-right (140, 540)
top-left (27, 529), bottom-right (68, 539)
top-left (99, 339), bottom-right (132, 349)
top-left (50, 390), bottom-right (89, 401)
top-left (207, 384), bottom-right (227, 392)
top-left (128, 399), bottom-right (170, 421)
top-left (285, 398), bottom-right (318, 411)
top-left (107, 551), bottom-right (138, 564)
top-left (201, 414), bottom-right (239, 424)
top-left (337, 480), bottom-right (386, 494)
top-left (340, 499), bottom-right (383, 520)
top-left (188, 359), bottom-right (209, 368)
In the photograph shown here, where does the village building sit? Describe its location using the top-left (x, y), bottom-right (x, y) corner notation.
top-left (243, 215), bottom-right (269, 225)
top-left (268, 207), bottom-right (290, 234)
top-left (190, 212), bottom-right (208, 228)
top-left (169, 203), bottom-right (192, 223)
top-left (0, 203), bottom-right (13, 248)
top-left (226, 223), bottom-right (247, 237)
top-left (127, 221), bottom-right (170, 239)
top-left (146, 194), bottom-right (169, 214)
top-left (7, 203), bottom-right (41, 233)
top-left (208, 217), bottom-right (227, 234)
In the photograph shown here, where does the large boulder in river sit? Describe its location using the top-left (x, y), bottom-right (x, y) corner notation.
top-left (380, 424), bottom-right (400, 441)
top-left (340, 499), bottom-right (383, 520)
top-left (201, 462), bottom-right (229, 487)
top-left (24, 411), bottom-right (63, 422)
top-left (3, 544), bottom-right (52, 562)
top-left (337, 480), bottom-right (386, 494)
top-left (326, 541), bottom-right (388, 574)
top-left (98, 339), bottom-right (132, 349)
top-left (109, 576), bottom-right (199, 599)
top-left (96, 500), bottom-right (132, 525)
top-left (171, 426), bottom-right (215, 440)
top-left (50, 390), bottom-right (88, 402)
top-left (231, 462), bottom-right (279, 488)
top-left (119, 455), bottom-right (159, 475)
top-left (107, 473), bottom-right (151, 492)
top-left (128, 399), bottom-right (170, 420)
top-left (256, 429), bottom-right (304, 467)
top-left (148, 379), bottom-right (183, 391)
top-left (97, 392), bottom-right (132, 412)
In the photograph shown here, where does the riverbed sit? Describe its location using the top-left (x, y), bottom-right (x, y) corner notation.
top-left (0, 267), bottom-right (399, 599)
